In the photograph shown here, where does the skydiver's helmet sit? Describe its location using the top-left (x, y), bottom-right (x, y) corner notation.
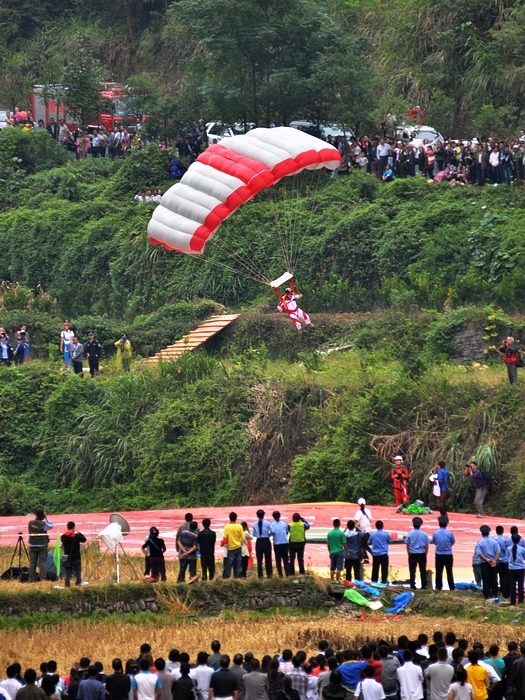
top-left (285, 287), bottom-right (292, 293)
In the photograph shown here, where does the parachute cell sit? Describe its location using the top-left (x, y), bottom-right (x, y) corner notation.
top-left (147, 127), bottom-right (341, 255)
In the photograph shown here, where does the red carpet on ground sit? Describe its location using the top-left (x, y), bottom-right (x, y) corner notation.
top-left (0, 502), bottom-right (521, 574)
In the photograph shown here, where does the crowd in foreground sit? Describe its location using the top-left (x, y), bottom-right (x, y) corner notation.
top-left (5, 632), bottom-right (525, 700)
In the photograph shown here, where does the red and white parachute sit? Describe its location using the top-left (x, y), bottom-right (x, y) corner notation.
top-left (147, 127), bottom-right (341, 259)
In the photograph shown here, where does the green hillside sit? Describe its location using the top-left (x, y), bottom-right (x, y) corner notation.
top-left (1, 133), bottom-right (525, 516)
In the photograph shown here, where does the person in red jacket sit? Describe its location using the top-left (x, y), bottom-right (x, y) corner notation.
top-left (390, 456), bottom-right (410, 507)
top-left (499, 336), bottom-right (520, 384)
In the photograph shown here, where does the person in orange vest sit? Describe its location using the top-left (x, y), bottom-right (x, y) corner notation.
top-left (390, 455), bottom-right (410, 507)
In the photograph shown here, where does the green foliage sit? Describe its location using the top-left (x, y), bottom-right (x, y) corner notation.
top-left (0, 129), bottom-right (68, 196)
top-left (62, 36), bottom-right (105, 125)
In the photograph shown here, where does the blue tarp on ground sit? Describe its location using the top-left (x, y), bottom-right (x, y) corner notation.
top-left (384, 591), bottom-right (414, 614)
top-left (353, 580), bottom-right (381, 597)
top-left (455, 582), bottom-right (483, 591)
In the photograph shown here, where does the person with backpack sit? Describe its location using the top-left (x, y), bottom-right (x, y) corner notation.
top-left (464, 462), bottom-right (490, 517)
top-left (499, 336), bottom-right (520, 384)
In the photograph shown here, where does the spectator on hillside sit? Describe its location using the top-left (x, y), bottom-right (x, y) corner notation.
top-left (115, 335), bottom-right (132, 372)
top-left (464, 462), bottom-right (488, 518)
top-left (85, 332), bottom-right (101, 378)
top-left (60, 321), bottom-right (75, 369)
top-left (70, 336), bottom-right (84, 376)
top-left (0, 334), bottom-right (13, 366)
top-left (499, 336), bottom-right (520, 385)
top-left (46, 118), bottom-right (58, 139)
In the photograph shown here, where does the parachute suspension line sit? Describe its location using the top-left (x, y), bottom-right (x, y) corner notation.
top-left (290, 168), bottom-right (324, 274)
top-left (206, 236), bottom-right (271, 284)
top-left (267, 187), bottom-right (293, 273)
top-left (197, 245), bottom-right (269, 285)
top-left (229, 221), bottom-right (274, 284)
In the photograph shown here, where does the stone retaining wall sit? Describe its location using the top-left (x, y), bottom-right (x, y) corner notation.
top-left (0, 578), bottom-right (333, 618)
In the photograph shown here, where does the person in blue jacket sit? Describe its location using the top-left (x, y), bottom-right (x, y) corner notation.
top-left (370, 521), bottom-right (391, 584)
top-left (475, 525), bottom-right (500, 599)
top-left (507, 533), bottom-right (525, 605)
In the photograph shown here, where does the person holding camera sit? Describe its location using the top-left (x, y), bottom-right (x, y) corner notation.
top-left (61, 521), bottom-right (87, 587)
top-left (288, 512), bottom-right (310, 575)
top-left (115, 335), bottom-right (132, 372)
top-left (464, 461), bottom-right (488, 517)
top-left (28, 510), bottom-right (53, 582)
top-left (499, 336), bottom-right (520, 384)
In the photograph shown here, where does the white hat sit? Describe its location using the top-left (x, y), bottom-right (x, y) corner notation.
top-left (394, 455), bottom-right (403, 462)
top-left (357, 498), bottom-right (366, 505)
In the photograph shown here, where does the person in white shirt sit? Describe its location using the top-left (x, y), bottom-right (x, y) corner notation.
top-left (354, 499), bottom-right (372, 531)
top-left (60, 320), bottom-right (75, 369)
top-left (134, 191), bottom-right (145, 203)
top-left (356, 665), bottom-right (385, 700)
top-left (190, 653), bottom-right (214, 697)
top-left (397, 651), bottom-right (424, 700)
top-left (0, 666), bottom-right (21, 699)
top-left (447, 667), bottom-right (474, 700)
top-left (132, 659), bottom-right (161, 700)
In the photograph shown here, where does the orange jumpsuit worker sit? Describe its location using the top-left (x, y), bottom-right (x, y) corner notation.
top-left (390, 455), bottom-right (410, 507)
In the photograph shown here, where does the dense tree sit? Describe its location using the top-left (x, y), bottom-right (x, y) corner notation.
top-left (170, 0), bottom-right (375, 127)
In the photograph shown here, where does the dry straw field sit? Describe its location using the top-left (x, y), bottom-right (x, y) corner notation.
top-left (0, 545), bottom-right (524, 672)
top-left (1, 614), bottom-right (525, 672)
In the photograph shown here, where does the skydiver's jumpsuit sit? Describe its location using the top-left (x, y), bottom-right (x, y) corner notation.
top-left (278, 294), bottom-right (312, 331)
top-left (390, 466), bottom-right (410, 506)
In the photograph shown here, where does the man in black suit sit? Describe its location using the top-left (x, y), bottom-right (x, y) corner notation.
top-left (47, 117), bottom-right (58, 139)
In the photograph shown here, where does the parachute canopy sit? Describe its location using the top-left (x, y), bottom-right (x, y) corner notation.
top-left (147, 127), bottom-right (341, 255)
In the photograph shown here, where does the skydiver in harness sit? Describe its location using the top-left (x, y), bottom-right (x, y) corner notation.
top-left (273, 280), bottom-right (314, 333)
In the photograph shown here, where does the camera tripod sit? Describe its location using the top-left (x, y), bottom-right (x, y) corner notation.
top-left (9, 533), bottom-right (29, 575)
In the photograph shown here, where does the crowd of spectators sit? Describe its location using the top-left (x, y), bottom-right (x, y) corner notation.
top-left (3, 108), bottom-right (141, 159)
top-left (0, 325), bottom-right (29, 366)
top-left (331, 131), bottom-right (525, 186)
top-left (134, 189), bottom-right (163, 203)
top-left (5, 632), bottom-right (525, 700)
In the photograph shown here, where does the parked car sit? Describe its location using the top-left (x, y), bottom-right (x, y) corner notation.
top-left (396, 124), bottom-right (444, 147)
top-left (288, 120), bottom-right (355, 140)
top-left (205, 121), bottom-right (256, 144)
top-left (0, 110), bottom-right (9, 129)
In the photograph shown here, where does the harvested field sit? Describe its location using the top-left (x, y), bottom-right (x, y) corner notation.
top-left (1, 614), bottom-right (525, 671)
